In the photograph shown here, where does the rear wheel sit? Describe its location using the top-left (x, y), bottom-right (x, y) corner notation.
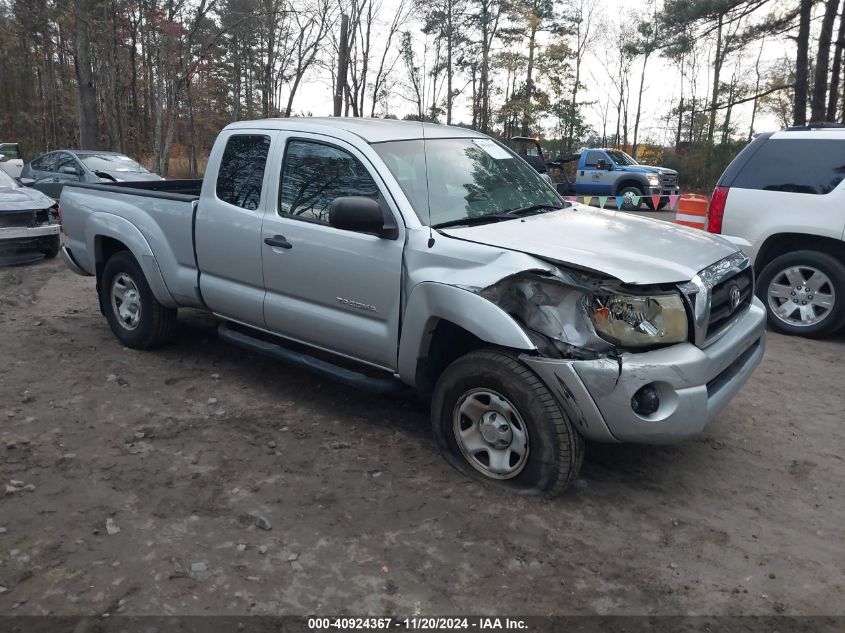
top-left (617, 186), bottom-right (644, 211)
top-left (757, 250), bottom-right (845, 337)
top-left (100, 251), bottom-right (177, 349)
top-left (431, 349), bottom-right (584, 497)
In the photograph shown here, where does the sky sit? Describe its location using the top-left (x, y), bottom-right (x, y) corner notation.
top-left (290, 0), bottom-right (796, 141)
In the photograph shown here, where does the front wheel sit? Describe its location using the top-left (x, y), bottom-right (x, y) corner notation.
top-left (757, 250), bottom-right (845, 338)
top-left (42, 234), bottom-right (60, 259)
top-left (617, 186), bottom-right (644, 211)
top-left (431, 349), bottom-right (584, 497)
top-left (100, 251), bottom-right (177, 349)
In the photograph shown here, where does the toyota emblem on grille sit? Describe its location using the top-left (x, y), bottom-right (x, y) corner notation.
top-left (729, 284), bottom-right (742, 311)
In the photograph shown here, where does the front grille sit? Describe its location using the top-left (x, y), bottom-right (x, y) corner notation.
top-left (661, 173), bottom-right (678, 187)
top-left (0, 211), bottom-right (35, 228)
top-left (707, 267), bottom-right (753, 338)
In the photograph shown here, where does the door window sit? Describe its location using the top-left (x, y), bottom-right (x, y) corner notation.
top-left (732, 139), bottom-right (845, 195)
top-left (55, 153), bottom-right (80, 178)
top-left (279, 140), bottom-right (379, 224)
top-left (215, 134), bottom-right (271, 210)
top-left (0, 144), bottom-right (21, 159)
top-left (584, 151), bottom-right (606, 168)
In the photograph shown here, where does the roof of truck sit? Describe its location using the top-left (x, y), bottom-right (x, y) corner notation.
top-left (225, 117), bottom-right (486, 143)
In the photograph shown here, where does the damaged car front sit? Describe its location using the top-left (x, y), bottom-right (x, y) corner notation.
top-left (478, 251), bottom-right (766, 444)
top-left (375, 133), bottom-right (766, 448)
top-left (0, 169), bottom-right (61, 265)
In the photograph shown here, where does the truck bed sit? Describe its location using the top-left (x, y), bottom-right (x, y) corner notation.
top-left (60, 178), bottom-right (204, 309)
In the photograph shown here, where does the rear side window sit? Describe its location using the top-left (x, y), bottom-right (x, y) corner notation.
top-left (279, 140), bottom-right (379, 224)
top-left (216, 134), bottom-right (270, 210)
top-left (732, 139), bottom-right (845, 195)
top-left (32, 153), bottom-right (58, 172)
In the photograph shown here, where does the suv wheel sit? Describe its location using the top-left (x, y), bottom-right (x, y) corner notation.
top-left (100, 251), bottom-right (178, 349)
top-left (757, 250), bottom-right (845, 337)
top-left (431, 349), bottom-right (584, 497)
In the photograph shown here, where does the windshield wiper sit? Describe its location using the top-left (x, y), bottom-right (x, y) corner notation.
top-left (503, 203), bottom-right (564, 216)
top-left (432, 214), bottom-right (520, 229)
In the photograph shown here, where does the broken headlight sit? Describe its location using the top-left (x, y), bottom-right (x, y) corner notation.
top-left (589, 292), bottom-right (688, 348)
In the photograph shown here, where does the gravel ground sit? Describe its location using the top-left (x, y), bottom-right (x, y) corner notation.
top-left (0, 254), bottom-right (843, 617)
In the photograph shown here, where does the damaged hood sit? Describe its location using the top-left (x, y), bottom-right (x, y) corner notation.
top-left (440, 205), bottom-right (738, 285)
top-left (0, 186), bottom-right (54, 212)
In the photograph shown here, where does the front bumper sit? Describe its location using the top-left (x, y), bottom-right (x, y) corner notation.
top-left (0, 224), bottom-right (60, 240)
top-left (648, 186), bottom-right (680, 197)
top-left (523, 297), bottom-right (767, 443)
top-left (0, 225), bottom-right (60, 265)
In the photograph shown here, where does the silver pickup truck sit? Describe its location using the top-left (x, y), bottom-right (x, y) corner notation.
top-left (60, 118), bottom-right (766, 496)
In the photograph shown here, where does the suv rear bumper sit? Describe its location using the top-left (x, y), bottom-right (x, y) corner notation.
top-left (522, 297), bottom-right (767, 443)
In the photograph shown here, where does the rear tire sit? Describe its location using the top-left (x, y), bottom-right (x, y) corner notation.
top-left (757, 250), bottom-right (845, 338)
top-left (431, 349), bottom-right (584, 497)
top-left (100, 251), bottom-right (177, 349)
top-left (617, 186), bottom-right (644, 211)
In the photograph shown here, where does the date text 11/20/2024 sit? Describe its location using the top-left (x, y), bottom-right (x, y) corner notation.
top-left (308, 617), bottom-right (529, 630)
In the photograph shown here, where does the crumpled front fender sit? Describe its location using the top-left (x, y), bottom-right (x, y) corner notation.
top-left (397, 281), bottom-right (535, 387)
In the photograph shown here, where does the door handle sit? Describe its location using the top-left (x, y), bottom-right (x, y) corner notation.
top-left (264, 235), bottom-right (292, 249)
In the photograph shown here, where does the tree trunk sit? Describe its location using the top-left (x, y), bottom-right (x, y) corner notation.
top-left (811, 0), bottom-right (841, 121)
top-left (446, 0), bottom-right (453, 125)
top-left (334, 14), bottom-right (349, 116)
top-left (706, 14), bottom-right (723, 145)
top-left (631, 51), bottom-right (649, 159)
top-left (521, 21), bottom-right (538, 135)
top-left (794, 0), bottom-right (813, 126)
top-left (73, 0), bottom-right (98, 149)
top-left (827, 0), bottom-right (845, 121)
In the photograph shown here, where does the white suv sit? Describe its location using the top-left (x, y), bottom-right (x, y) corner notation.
top-left (706, 125), bottom-right (845, 337)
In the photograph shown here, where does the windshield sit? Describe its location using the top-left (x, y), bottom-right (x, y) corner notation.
top-left (606, 150), bottom-right (638, 166)
top-left (78, 153), bottom-right (149, 173)
top-left (0, 170), bottom-right (18, 188)
top-left (0, 144), bottom-right (21, 160)
top-left (373, 138), bottom-right (562, 226)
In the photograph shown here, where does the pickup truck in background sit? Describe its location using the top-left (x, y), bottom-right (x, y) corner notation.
top-left (59, 118), bottom-right (765, 497)
top-left (553, 148), bottom-right (680, 210)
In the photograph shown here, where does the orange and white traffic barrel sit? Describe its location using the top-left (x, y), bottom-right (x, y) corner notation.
top-left (674, 194), bottom-right (708, 230)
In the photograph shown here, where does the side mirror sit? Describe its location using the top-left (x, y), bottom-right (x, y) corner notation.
top-left (329, 196), bottom-right (398, 239)
top-left (59, 165), bottom-right (79, 176)
top-left (595, 159), bottom-right (607, 170)
top-left (19, 177), bottom-right (35, 187)
top-left (0, 154), bottom-right (6, 162)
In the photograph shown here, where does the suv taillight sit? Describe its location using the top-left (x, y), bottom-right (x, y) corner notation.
top-left (706, 186), bottom-right (729, 234)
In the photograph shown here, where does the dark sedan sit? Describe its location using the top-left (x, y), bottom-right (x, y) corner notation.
top-left (0, 169), bottom-right (60, 265)
top-left (20, 150), bottom-right (162, 199)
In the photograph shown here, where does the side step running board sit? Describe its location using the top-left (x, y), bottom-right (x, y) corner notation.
top-left (218, 322), bottom-right (405, 396)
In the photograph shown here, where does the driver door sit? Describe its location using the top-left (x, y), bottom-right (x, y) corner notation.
top-left (261, 135), bottom-right (404, 370)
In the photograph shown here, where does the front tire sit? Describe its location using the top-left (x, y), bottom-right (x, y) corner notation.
top-left (431, 349), bottom-right (584, 497)
top-left (42, 235), bottom-right (60, 259)
top-left (617, 186), bottom-right (644, 211)
top-left (757, 250), bottom-right (845, 338)
top-left (100, 251), bottom-right (177, 349)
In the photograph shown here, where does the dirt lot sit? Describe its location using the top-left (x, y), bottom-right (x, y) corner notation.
top-left (1, 255), bottom-right (843, 617)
